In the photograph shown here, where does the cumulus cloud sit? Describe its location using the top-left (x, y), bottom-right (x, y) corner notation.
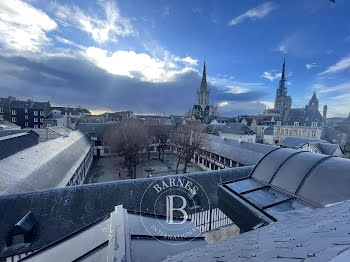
top-left (52, 0), bottom-right (134, 43)
top-left (0, 0), bottom-right (57, 51)
top-left (228, 2), bottom-right (277, 26)
top-left (319, 54), bottom-right (350, 75)
top-left (85, 47), bottom-right (197, 82)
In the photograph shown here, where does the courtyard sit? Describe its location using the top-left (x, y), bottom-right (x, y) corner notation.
top-left (84, 152), bottom-right (204, 184)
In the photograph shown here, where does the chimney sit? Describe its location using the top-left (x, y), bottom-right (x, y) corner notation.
top-left (323, 105), bottom-right (327, 119)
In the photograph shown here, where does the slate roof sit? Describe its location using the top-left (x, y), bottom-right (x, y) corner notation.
top-left (165, 200), bottom-right (350, 262)
top-left (0, 130), bottom-right (92, 195)
top-left (0, 166), bottom-right (253, 258)
top-left (283, 107), bottom-right (323, 126)
top-left (0, 129), bottom-right (28, 138)
top-left (309, 142), bottom-right (341, 155)
top-left (0, 131), bottom-right (39, 160)
top-left (220, 123), bottom-right (255, 135)
top-left (11, 100), bottom-right (50, 109)
top-left (202, 134), bottom-right (276, 165)
top-left (323, 126), bottom-right (346, 145)
top-left (76, 123), bottom-right (114, 140)
top-left (279, 136), bottom-right (330, 148)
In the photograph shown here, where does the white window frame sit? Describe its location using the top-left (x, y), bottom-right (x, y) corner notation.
top-left (25, 108), bottom-right (28, 113)
top-left (34, 111), bottom-right (38, 116)
top-left (34, 118), bottom-right (38, 122)
top-left (0, 107), bottom-right (3, 113)
top-left (40, 111), bottom-right (44, 116)
top-left (294, 122), bottom-right (299, 127)
top-left (47, 124), bottom-right (51, 127)
top-left (276, 128), bottom-right (280, 135)
top-left (25, 122), bottom-right (28, 127)
top-left (40, 118), bottom-right (43, 123)
top-left (311, 122), bottom-right (317, 127)
top-left (34, 124), bottom-right (38, 128)
top-left (293, 129), bottom-right (298, 136)
top-left (277, 121), bottom-right (281, 126)
top-left (0, 115), bottom-right (3, 120)
top-left (25, 115), bottom-right (28, 120)
top-left (12, 117), bottom-right (17, 122)
top-left (11, 110), bottom-right (16, 115)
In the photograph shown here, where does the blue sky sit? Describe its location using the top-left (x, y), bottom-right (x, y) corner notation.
top-left (0, 0), bottom-right (349, 117)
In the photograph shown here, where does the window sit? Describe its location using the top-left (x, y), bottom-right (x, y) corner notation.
top-left (285, 129), bottom-right (289, 136)
top-left (34, 118), bottom-right (38, 122)
top-left (11, 110), bottom-right (16, 115)
top-left (311, 122), bottom-right (317, 127)
top-left (34, 111), bottom-right (38, 116)
top-left (25, 122), bottom-right (28, 127)
top-left (276, 128), bottom-right (280, 135)
top-left (294, 122), bottom-right (299, 126)
top-left (40, 111), bottom-right (44, 116)
top-left (40, 118), bottom-right (43, 122)
top-left (34, 124), bottom-right (38, 128)
top-left (40, 125), bottom-right (43, 128)
top-left (0, 115), bottom-right (3, 120)
top-left (293, 129), bottom-right (298, 136)
top-left (0, 107), bottom-right (3, 113)
top-left (25, 108), bottom-right (28, 113)
top-left (277, 121), bottom-right (281, 126)
top-left (25, 115), bottom-right (28, 120)
top-left (12, 117), bottom-right (16, 122)
top-left (312, 131), bottom-right (316, 138)
top-left (47, 124), bottom-right (51, 127)
top-left (302, 130), bottom-right (307, 137)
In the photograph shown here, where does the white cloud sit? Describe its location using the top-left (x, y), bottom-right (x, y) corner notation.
top-left (305, 63), bottom-right (317, 69)
top-left (0, 0), bottom-right (57, 51)
top-left (261, 71), bottom-right (281, 81)
top-left (174, 56), bottom-right (198, 66)
top-left (55, 36), bottom-right (86, 50)
top-left (319, 54), bottom-right (350, 75)
top-left (218, 101), bottom-right (229, 107)
top-left (208, 76), bottom-right (264, 92)
top-left (53, 0), bottom-right (134, 43)
top-left (85, 47), bottom-right (196, 82)
top-left (313, 82), bottom-right (350, 94)
top-left (228, 2), bottom-right (277, 26)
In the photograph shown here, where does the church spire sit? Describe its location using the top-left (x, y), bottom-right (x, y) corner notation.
top-left (281, 58), bottom-right (286, 80)
top-left (200, 61), bottom-right (207, 91)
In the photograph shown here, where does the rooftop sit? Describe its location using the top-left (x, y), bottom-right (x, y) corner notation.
top-left (0, 130), bottom-right (92, 195)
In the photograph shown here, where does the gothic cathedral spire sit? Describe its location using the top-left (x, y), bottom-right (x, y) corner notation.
top-left (200, 61), bottom-right (207, 91)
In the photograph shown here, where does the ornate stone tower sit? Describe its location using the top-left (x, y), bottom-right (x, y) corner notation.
top-left (196, 61), bottom-right (210, 110)
top-left (274, 59), bottom-right (292, 112)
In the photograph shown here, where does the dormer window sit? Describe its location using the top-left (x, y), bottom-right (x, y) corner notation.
top-left (294, 122), bottom-right (299, 127)
top-left (276, 121), bottom-right (281, 126)
top-left (311, 122), bottom-right (317, 127)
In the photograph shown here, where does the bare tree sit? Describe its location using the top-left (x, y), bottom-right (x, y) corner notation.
top-left (171, 123), bottom-right (206, 174)
top-left (149, 125), bottom-right (172, 162)
top-left (104, 119), bottom-right (150, 179)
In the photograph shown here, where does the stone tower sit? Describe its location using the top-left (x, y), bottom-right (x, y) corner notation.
top-left (196, 61), bottom-right (210, 110)
top-left (274, 59), bottom-right (292, 112)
